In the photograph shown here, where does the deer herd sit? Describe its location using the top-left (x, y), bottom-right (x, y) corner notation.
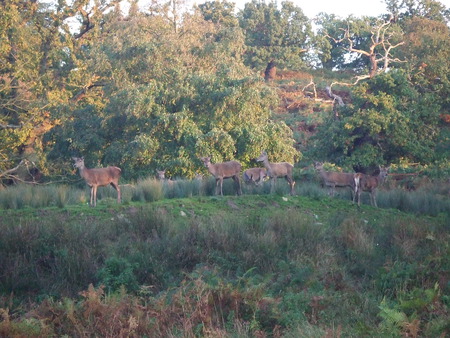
top-left (73, 152), bottom-right (390, 208)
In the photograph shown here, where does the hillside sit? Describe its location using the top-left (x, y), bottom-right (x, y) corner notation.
top-left (1, 190), bottom-right (449, 337)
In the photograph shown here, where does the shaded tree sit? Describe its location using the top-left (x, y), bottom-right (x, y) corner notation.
top-left (238, 0), bottom-right (312, 71)
top-left (46, 8), bottom-right (298, 179)
top-left (311, 71), bottom-right (442, 168)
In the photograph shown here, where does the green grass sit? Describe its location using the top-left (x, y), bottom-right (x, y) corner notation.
top-left (0, 192), bottom-right (448, 336)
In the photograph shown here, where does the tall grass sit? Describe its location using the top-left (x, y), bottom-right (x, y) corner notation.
top-left (0, 178), bottom-right (449, 216)
top-left (1, 201), bottom-right (448, 337)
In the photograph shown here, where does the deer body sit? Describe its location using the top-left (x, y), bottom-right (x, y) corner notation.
top-left (256, 151), bottom-right (295, 195)
top-left (72, 157), bottom-right (121, 207)
top-left (314, 162), bottom-right (358, 202)
top-left (243, 168), bottom-right (267, 186)
top-left (355, 166), bottom-right (389, 207)
top-left (200, 156), bottom-right (242, 196)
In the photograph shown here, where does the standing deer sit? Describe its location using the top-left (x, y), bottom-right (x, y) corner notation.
top-left (72, 157), bottom-right (121, 207)
top-left (355, 166), bottom-right (390, 207)
top-left (200, 156), bottom-right (242, 196)
top-left (256, 151), bottom-right (295, 195)
top-left (243, 168), bottom-right (267, 186)
top-left (314, 161), bottom-right (359, 202)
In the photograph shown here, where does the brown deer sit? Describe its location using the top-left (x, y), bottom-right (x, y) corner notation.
top-left (243, 168), bottom-right (267, 186)
top-left (200, 156), bottom-right (242, 196)
top-left (256, 151), bottom-right (295, 195)
top-left (314, 161), bottom-right (359, 202)
top-left (72, 157), bottom-right (121, 207)
top-left (194, 172), bottom-right (204, 181)
top-left (355, 166), bottom-right (390, 207)
top-left (156, 169), bottom-right (167, 180)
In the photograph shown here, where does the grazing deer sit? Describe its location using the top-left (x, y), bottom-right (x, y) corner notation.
top-left (355, 166), bottom-right (390, 207)
top-left (256, 151), bottom-right (295, 195)
top-left (243, 168), bottom-right (267, 186)
top-left (200, 156), bottom-right (242, 196)
top-left (72, 157), bottom-right (121, 207)
top-left (156, 169), bottom-right (174, 181)
top-left (194, 172), bottom-right (204, 181)
top-left (314, 161), bottom-right (359, 202)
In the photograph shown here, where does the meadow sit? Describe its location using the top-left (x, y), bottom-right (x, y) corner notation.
top-left (0, 178), bottom-right (449, 337)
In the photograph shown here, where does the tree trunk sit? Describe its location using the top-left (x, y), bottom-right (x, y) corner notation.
top-left (264, 60), bottom-right (276, 81)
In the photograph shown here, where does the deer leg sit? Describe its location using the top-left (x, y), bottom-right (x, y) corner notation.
top-left (89, 186), bottom-right (93, 206)
top-left (372, 190), bottom-right (378, 208)
top-left (111, 182), bottom-right (121, 203)
top-left (216, 177), bottom-right (224, 196)
top-left (286, 176), bottom-right (295, 195)
top-left (91, 186), bottom-right (96, 207)
top-left (234, 175), bottom-right (242, 195)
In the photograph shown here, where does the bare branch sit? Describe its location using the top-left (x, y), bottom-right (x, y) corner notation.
top-left (325, 86), bottom-right (345, 107)
top-left (0, 160), bottom-right (25, 179)
top-left (0, 122), bottom-right (22, 129)
top-left (327, 17), bottom-right (405, 79)
top-left (302, 77), bottom-right (317, 99)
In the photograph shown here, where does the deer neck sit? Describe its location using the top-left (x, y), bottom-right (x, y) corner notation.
top-left (377, 172), bottom-right (387, 185)
top-left (261, 158), bottom-right (271, 170)
top-left (78, 166), bottom-right (88, 179)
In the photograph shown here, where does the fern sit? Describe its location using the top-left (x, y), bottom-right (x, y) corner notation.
top-left (378, 298), bottom-right (407, 328)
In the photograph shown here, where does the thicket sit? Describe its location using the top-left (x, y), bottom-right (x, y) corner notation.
top-left (0, 195), bottom-right (449, 337)
top-left (1, 0), bottom-right (450, 184)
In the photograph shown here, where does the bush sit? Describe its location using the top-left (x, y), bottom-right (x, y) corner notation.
top-left (97, 257), bottom-right (139, 293)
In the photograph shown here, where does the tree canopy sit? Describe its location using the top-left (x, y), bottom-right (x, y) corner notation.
top-left (1, 0), bottom-right (449, 184)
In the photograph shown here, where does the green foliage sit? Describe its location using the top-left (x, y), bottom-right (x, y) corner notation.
top-left (42, 10), bottom-right (297, 179)
top-left (0, 194), bottom-right (448, 336)
top-left (97, 257), bottom-right (139, 293)
top-left (311, 70), bottom-right (443, 167)
top-left (238, 0), bottom-right (312, 70)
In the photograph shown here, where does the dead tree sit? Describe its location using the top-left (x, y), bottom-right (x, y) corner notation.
top-left (326, 17), bottom-right (405, 82)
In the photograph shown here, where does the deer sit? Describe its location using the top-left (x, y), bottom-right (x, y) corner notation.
top-left (314, 161), bottom-right (359, 203)
top-left (156, 169), bottom-right (167, 180)
top-left (243, 168), bottom-right (267, 186)
top-left (156, 169), bottom-right (175, 181)
top-left (200, 156), bottom-right (242, 196)
top-left (194, 172), bottom-right (204, 181)
top-left (256, 151), bottom-right (295, 195)
top-left (72, 157), bottom-right (121, 207)
top-left (355, 166), bottom-right (390, 207)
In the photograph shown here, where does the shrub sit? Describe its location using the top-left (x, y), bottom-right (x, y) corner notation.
top-left (133, 178), bottom-right (163, 202)
top-left (96, 257), bottom-right (139, 293)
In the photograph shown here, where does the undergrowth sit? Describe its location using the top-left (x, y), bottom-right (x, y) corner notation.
top-left (0, 196), bottom-right (448, 337)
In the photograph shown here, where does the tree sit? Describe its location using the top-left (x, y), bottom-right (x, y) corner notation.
top-left (0, 0), bottom-right (122, 184)
top-left (384, 0), bottom-right (450, 24)
top-left (323, 16), bottom-right (405, 79)
top-left (197, 0), bottom-right (238, 27)
top-left (46, 8), bottom-right (299, 179)
top-left (397, 17), bottom-right (450, 110)
top-left (311, 71), bottom-right (442, 168)
top-left (314, 13), bottom-right (350, 70)
top-left (238, 0), bottom-right (312, 71)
